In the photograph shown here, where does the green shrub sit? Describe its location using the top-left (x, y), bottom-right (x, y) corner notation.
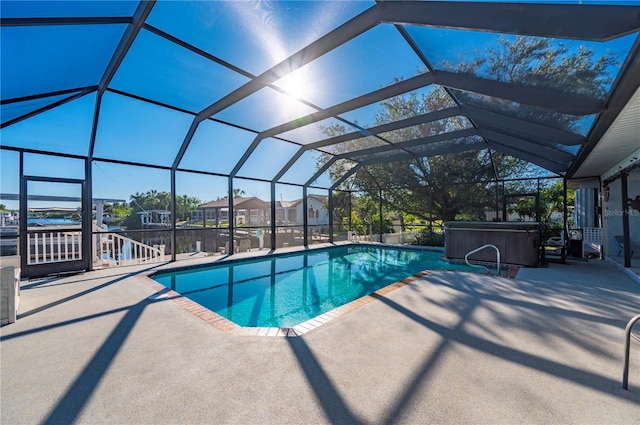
top-left (414, 229), bottom-right (445, 247)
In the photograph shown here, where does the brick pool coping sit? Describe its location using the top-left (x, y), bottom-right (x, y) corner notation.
top-left (136, 265), bottom-right (519, 337)
top-left (135, 270), bottom-right (434, 337)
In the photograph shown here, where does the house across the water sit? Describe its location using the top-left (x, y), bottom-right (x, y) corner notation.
top-left (137, 210), bottom-right (171, 228)
top-left (191, 195), bottom-right (328, 226)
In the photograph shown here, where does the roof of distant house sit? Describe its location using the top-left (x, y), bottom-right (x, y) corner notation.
top-left (198, 197), bottom-right (269, 210)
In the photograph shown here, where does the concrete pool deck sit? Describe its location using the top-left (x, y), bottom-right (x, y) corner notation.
top-left (2, 255), bottom-right (640, 424)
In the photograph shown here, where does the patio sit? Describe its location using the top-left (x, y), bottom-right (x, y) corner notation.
top-left (2, 256), bottom-right (639, 424)
top-left (1, 2), bottom-right (640, 422)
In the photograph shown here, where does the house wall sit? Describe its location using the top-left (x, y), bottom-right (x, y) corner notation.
top-left (190, 209), bottom-right (221, 222)
top-left (602, 167), bottom-right (640, 258)
top-left (275, 207), bottom-right (297, 225)
top-left (574, 179), bottom-right (600, 229)
top-left (296, 197), bottom-right (329, 226)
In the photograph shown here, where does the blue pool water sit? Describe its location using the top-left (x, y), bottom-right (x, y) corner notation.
top-left (27, 218), bottom-right (80, 226)
top-left (152, 245), bottom-right (482, 328)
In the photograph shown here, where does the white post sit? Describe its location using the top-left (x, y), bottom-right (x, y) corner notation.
top-left (96, 200), bottom-right (104, 229)
top-left (257, 229), bottom-right (263, 249)
top-left (57, 232), bottom-right (62, 261)
top-left (49, 232), bottom-right (54, 262)
top-left (34, 234), bottom-right (39, 264)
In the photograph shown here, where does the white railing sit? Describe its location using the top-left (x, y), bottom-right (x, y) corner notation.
top-left (464, 244), bottom-right (501, 275)
top-left (24, 226), bottom-right (165, 267)
top-left (26, 230), bottom-right (82, 265)
top-left (94, 230), bottom-right (165, 267)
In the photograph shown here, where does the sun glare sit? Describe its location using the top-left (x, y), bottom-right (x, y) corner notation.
top-left (272, 68), bottom-right (321, 119)
top-left (275, 69), bottom-right (313, 101)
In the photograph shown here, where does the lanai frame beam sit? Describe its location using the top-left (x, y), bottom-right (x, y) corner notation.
top-left (86, 0), bottom-right (157, 265)
top-left (271, 101), bottom-right (585, 189)
top-left (254, 70), bottom-right (597, 189)
top-left (174, 1), bottom-right (630, 175)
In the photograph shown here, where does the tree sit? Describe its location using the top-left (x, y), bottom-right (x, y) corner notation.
top-left (445, 35), bottom-right (619, 137)
top-left (129, 190), bottom-right (171, 212)
top-left (507, 180), bottom-right (575, 240)
top-left (328, 190), bottom-right (352, 232)
top-left (319, 35), bottom-right (619, 222)
top-left (123, 190), bottom-right (201, 229)
top-left (112, 202), bottom-right (131, 217)
top-left (106, 202), bottom-right (132, 225)
top-left (215, 188), bottom-right (245, 201)
top-left (322, 86), bottom-right (526, 221)
top-left (176, 194), bottom-right (202, 222)
top-left (348, 193), bottom-right (393, 236)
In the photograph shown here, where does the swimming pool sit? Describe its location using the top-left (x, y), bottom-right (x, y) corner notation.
top-left (152, 245), bottom-right (493, 329)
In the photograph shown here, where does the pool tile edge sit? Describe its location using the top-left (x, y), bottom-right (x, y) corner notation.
top-left (134, 269), bottom-right (433, 337)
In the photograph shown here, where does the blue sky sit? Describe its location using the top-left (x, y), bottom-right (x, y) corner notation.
top-left (1, 0), bottom-right (639, 211)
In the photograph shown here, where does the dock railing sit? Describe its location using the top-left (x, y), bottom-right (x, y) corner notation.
top-left (93, 225), bottom-right (165, 267)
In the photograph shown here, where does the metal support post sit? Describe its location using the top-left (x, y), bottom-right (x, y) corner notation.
top-left (83, 158), bottom-right (93, 270)
top-left (328, 189), bottom-right (334, 243)
top-left (228, 177), bottom-right (234, 255)
top-left (171, 168), bottom-right (177, 262)
top-left (303, 186), bottom-right (308, 247)
top-left (562, 178), bottom-right (568, 263)
top-left (348, 191), bottom-right (352, 233)
top-left (379, 188), bottom-right (383, 243)
top-left (429, 188), bottom-right (434, 232)
top-left (271, 182), bottom-right (277, 249)
top-left (621, 172), bottom-right (631, 267)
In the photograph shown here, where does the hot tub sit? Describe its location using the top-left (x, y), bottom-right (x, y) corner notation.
top-left (445, 221), bottom-right (540, 267)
